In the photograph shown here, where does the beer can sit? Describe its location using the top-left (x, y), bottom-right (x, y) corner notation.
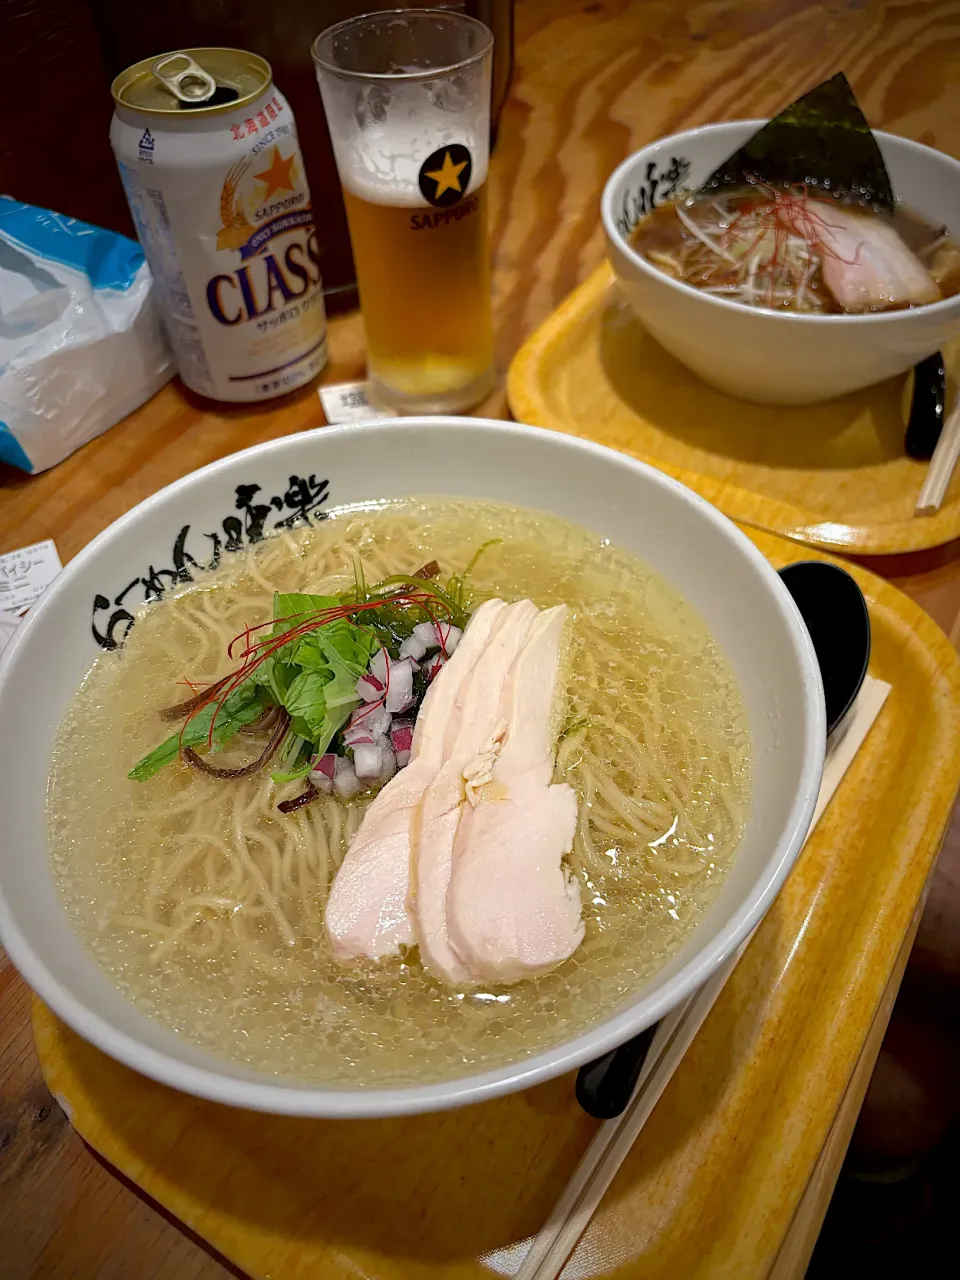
top-left (110, 48), bottom-right (327, 402)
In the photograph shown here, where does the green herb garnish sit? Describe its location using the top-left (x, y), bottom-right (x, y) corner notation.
top-left (448, 538), bottom-right (501, 611)
top-left (128, 547), bottom-right (493, 789)
top-left (129, 681), bottom-right (273, 781)
top-left (129, 591), bottom-right (377, 783)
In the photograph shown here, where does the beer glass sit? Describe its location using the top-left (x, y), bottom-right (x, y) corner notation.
top-left (312, 9), bottom-right (495, 413)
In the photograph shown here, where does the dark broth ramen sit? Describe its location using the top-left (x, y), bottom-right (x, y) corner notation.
top-left (631, 185), bottom-right (960, 314)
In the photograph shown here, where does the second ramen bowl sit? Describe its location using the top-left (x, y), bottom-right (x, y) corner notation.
top-left (602, 122), bottom-right (960, 405)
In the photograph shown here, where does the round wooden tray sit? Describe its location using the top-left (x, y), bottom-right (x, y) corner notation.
top-left (508, 264), bottom-right (960, 556)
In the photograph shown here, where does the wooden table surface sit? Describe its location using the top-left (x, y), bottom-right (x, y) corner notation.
top-left (3, 1), bottom-right (960, 1276)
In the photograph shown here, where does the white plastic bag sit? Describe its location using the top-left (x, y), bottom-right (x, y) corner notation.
top-left (0, 197), bottom-right (175, 474)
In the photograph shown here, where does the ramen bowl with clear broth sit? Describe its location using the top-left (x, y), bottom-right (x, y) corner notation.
top-left (0, 419), bottom-right (824, 1117)
top-left (602, 123), bottom-right (960, 404)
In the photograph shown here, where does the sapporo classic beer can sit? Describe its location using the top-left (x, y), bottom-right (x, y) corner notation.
top-left (110, 48), bottom-right (327, 402)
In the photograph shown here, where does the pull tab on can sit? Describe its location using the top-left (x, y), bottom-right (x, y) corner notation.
top-left (152, 52), bottom-right (217, 104)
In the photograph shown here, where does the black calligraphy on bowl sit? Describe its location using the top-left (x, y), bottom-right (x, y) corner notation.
top-left (614, 155), bottom-right (692, 238)
top-left (91, 474), bottom-right (331, 652)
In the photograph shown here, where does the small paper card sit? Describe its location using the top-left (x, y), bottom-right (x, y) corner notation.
top-left (0, 538), bottom-right (62, 656)
top-left (0, 539), bottom-right (62, 616)
top-left (318, 381), bottom-right (393, 425)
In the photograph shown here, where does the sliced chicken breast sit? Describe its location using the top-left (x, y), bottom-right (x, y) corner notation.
top-left (412, 599), bottom-right (538, 983)
top-left (324, 598), bottom-right (506, 961)
top-left (448, 604), bottom-right (583, 982)
top-left (449, 782), bottom-right (582, 982)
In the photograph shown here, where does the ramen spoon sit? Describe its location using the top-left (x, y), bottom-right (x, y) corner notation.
top-left (575, 562), bottom-right (871, 1119)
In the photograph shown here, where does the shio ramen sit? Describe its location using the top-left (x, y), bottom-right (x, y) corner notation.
top-left (48, 499), bottom-right (750, 1085)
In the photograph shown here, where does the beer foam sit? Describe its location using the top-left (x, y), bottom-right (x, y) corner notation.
top-left (325, 79), bottom-right (489, 208)
top-left (340, 127), bottom-right (488, 207)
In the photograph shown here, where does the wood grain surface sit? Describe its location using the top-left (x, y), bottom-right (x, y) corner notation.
top-left (3, 1), bottom-right (960, 1277)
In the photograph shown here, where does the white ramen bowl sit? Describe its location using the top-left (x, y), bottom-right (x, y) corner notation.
top-left (0, 419), bottom-right (825, 1117)
top-left (602, 123), bottom-right (960, 404)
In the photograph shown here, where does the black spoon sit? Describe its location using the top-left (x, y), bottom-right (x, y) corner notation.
top-left (778, 561), bottom-right (871, 747)
top-left (905, 352), bottom-right (946, 462)
top-left (575, 562), bottom-right (871, 1120)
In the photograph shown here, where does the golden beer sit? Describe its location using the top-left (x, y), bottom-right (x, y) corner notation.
top-left (313, 9), bottom-right (496, 412)
top-left (342, 184), bottom-right (493, 403)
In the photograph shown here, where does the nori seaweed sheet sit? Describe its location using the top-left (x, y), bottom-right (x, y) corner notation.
top-left (698, 73), bottom-right (895, 212)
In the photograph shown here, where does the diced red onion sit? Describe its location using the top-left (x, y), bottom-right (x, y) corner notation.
top-left (412, 620), bottom-right (462, 654)
top-left (399, 633), bottom-right (428, 661)
top-left (309, 753), bottom-right (337, 794)
top-left (437, 623), bottom-right (462, 654)
top-left (390, 720), bottom-right (414, 755)
top-left (333, 756), bottom-right (360, 798)
top-left (342, 727), bottom-right (375, 748)
top-left (312, 752), bottom-right (336, 779)
top-left (370, 648), bottom-right (389, 686)
top-left (353, 742), bottom-right (383, 779)
top-left (396, 749), bottom-right (411, 768)
top-left (379, 745), bottom-right (398, 783)
top-left (412, 621), bottom-right (440, 650)
top-left (356, 671), bottom-right (384, 702)
top-left (423, 653), bottom-right (447, 681)
top-left (385, 657), bottom-right (415, 713)
top-left (349, 704), bottom-right (391, 739)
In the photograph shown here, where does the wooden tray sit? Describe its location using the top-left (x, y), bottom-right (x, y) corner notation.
top-left (32, 527), bottom-right (960, 1280)
top-left (508, 264), bottom-right (960, 556)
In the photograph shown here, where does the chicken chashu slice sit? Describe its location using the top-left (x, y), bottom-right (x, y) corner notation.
top-left (324, 598), bottom-right (507, 961)
top-left (447, 603), bottom-right (583, 983)
top-left (412, 599), bottom-right (539, 983)
top-left (782, 199), bottom-right (940, 311)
